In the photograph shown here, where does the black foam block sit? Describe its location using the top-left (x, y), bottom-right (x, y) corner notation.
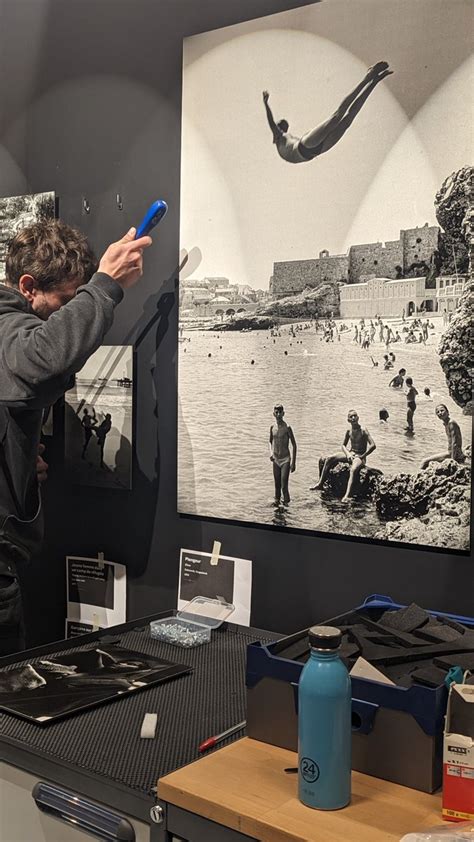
top-left (380, 603), bottom-right (430, 632)
top-left (434, 653), bottom-right (474, 671)
top-left (340, 642), bottom-right (360, 660)
top-left (438, 616), bottom-right (468, 635)
top-left (414, 621), bottom-right (464, 643)
top-left (411, 666), bottom-right (449, 688)
top-left (369, 639), bottom-right (474, 665)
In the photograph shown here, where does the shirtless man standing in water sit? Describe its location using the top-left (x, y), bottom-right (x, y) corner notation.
top-left (263, 62), bottom-right (392, 164)
top-left (311, 410), bottom-right (376, 501)
top-left (269, 404), bottom-right (297, 506)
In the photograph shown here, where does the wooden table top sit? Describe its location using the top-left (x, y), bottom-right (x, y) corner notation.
top-left (158, 737), bottom-right (443, 842)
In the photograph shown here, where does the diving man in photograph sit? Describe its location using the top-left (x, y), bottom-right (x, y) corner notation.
top-left (263, 62), bottom-right (393, 164)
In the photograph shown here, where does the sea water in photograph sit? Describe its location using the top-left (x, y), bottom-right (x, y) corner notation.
top-left (65, 346), bottom-right (133, 489)
top-left (178, 312), bottom-right (471, 551)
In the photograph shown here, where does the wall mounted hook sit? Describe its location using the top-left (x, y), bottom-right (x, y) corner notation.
top-left (82, 197), bottom-right (90, 214)
top-left (116, 193), bottom-right (124, 211)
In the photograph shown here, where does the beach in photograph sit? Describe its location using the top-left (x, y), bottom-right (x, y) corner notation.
top-left (178, 314), bottom-right (471, 546)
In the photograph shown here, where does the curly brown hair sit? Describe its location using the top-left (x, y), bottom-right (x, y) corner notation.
top-left (5, 219), bottom-right (97, 290)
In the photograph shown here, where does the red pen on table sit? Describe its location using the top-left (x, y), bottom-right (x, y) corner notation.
top-left (198, 720), bottom-right (246, 753)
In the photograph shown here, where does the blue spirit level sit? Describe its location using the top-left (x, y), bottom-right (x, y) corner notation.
top-left (135, 199), bottom-right (168, 238)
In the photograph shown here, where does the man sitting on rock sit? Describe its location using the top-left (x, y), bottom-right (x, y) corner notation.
top-left (311, 410), bottom-right (376, 501)
top-left (420, 404), bottom-right (465, 469)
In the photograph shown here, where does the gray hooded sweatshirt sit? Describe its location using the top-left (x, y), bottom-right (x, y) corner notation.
top-left (0, 273), bottom-right (123, 561)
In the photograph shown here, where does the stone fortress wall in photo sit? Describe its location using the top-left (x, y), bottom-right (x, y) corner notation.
top-left (271, 223), bottom-right (440, 297)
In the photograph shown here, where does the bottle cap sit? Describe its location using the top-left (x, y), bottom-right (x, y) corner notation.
top-left (308, 625), bottom-right (342, 649)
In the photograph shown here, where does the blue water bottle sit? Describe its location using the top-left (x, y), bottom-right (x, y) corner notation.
top-left (298, 625), bottom-right (351, 810)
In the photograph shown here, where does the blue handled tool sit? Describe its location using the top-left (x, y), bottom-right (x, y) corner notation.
top-left (135, 200), bottom-right (168, 239)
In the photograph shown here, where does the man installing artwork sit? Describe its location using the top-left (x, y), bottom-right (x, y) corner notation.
top-left (0, 219), bottom-right (152, 654)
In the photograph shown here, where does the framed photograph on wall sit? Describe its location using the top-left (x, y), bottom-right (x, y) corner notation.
top-left (177, 0), bottom-right (472, 553)
top-left (0, 191), bottom-right (55, 280)
top-left (65, 345), bottom-right (134, 489)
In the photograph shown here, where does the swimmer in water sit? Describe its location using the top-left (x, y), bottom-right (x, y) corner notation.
top-left (263, 63), bottom-right (393, 164)
top-left (311, 410), bottom-right (376, 501)
top-left (405, 377), bottom-right (418, 433)
top-left (269, 404), bottom-right (297, 506)
top-left (388, 368), bottom-right (406, 389)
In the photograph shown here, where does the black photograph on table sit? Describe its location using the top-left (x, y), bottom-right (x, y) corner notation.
top-left (177, 0), bottom-right (472, 553)
top-left (0, 645), bottom-right (191, 723)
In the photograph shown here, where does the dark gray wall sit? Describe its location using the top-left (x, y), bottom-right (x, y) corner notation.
top-left (1, 0), bottom-right (471, 646)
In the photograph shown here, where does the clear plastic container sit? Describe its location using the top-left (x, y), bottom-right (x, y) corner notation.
top-left (150, 597), bottom-right (235, 648)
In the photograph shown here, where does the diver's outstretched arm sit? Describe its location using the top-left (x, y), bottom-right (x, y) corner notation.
top-left (263, 91), bottom-right (281, 143)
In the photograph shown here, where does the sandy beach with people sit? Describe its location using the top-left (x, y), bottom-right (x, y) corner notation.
top-left (178, 314), bottom-right (470, 545)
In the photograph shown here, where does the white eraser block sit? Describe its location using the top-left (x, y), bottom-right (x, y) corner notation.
top-left (140, 712), bottom-right (158, 739)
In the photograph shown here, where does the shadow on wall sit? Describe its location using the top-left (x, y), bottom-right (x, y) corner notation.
top-left (64, 406), bottom-right (132, 489)
top-left (118, 248), bottom-right (202, 576)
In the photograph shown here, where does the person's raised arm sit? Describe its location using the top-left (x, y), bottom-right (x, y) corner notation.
top-left (289, 426), bottom-right (297, 472)
top-left (97, 228), bottom-right (152, 290)
top-left (262, 91), bottom-right (281, 143)
top-left (2, 228), bottom-right (152, 407)
top-left (362, 429), bottom-right (376, 459)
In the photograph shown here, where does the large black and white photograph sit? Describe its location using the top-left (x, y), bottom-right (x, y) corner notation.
top-left (0, 191), bottom-right (55, 279)
top-left (0, 645), bottom-right (190, 724)
top-left (65, 345), bottom-right (134, 489)
top-left (178, 0), bottom-right (472, 552)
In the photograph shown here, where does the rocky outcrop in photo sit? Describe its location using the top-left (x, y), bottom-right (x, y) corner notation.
top-left (257, 281), bottom-right (341, 320)
top-left (435, 166), bottom-right (472, 276)
top-left (435, 167), bottom-right (473, 414)
top-left (316, 461), bottom-right (382, 498)
top-left (438, 280), bottom-right (473, 414)
top-left (313, 452), bottom-right (470, 551)
top-left (208, 315), bottom-right (275, 331)
top-left (374, 453), bottom-right (471, 551)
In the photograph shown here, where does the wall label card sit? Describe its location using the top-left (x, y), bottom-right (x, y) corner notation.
top-left (66, 555), bottom-right (126, 628)
top-left (65, 620), bottom-right (102, 639)
top-left (178, 548), bottom-right (252, 626)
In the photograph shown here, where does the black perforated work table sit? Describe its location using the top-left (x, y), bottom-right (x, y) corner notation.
top-left (0, 613), bottom-right (278, 840)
